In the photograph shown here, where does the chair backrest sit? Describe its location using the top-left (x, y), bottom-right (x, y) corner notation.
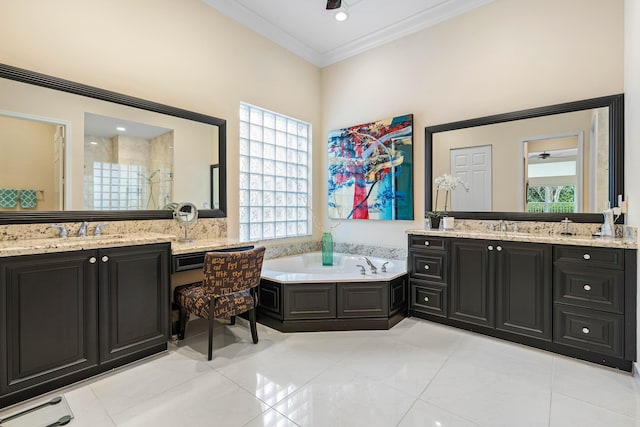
top-left (202, 246), bottom-right (266, 296)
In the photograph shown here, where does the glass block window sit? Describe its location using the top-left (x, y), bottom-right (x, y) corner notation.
top-left (93, 162), bottom-right (145, 210)
top-left (239, 103), bottom-right (311, 241)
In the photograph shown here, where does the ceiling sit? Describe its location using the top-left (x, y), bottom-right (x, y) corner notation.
top-left (201, 0), bottom-right (494, 68)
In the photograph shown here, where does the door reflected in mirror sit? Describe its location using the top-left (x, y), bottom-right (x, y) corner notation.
top-left (84, 113), bottom-right (174, 210)
top-left (432, 107), bottom-right (609, 214)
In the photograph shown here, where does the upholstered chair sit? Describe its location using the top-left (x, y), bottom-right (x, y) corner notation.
top-left (174, 246), bottom-right (266, 360)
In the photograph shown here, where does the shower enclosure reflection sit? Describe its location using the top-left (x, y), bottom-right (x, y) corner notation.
top-left (83, 113), bottom-right (174, 210)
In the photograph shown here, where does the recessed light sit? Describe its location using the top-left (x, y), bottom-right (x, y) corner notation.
top-left (335, 10), bottom-right (348, 21)
top-left (90, 141), bottom-right (98, 145)
top-left (116, 126), bottom-right (126, 132)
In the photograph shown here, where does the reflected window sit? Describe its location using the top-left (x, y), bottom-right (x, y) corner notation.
top-left (239, 103), bottom-right (311, 241)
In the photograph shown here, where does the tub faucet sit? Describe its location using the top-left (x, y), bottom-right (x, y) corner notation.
top-left (77, 221), bottom-right (89, 237)
top-left (355, 264), bottom-right (366, 275)
top-left (360, 257), bottom-right (377, 274)
top-left (381, 262), bottom-right (389, 273)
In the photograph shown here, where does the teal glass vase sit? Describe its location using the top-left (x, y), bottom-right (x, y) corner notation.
top-left (321, 232), bottom-right (333, 266)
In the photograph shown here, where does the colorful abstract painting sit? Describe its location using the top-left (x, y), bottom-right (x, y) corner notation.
top-left (328, 114), bottom-right (413, 220)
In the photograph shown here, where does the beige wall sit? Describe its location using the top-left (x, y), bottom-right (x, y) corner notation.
top-left (0, 0), bottom-right (322, 239)
top-left (321, 0), bottom-right (624, 247)
top-left (0, 116), bottom-right (56, 210)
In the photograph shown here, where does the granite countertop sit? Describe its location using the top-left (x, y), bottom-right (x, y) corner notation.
top-left (0, 232), bottom-right (175, 257)
top-left (0, 234), bottom-right (254, 258)
top-left (406, 228), bottom-right (637, 249)
top-left (171, 238), bottom-right (256, 255)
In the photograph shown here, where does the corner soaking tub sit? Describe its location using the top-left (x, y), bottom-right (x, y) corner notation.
top-left (258, 252), bottom-right (408, 332)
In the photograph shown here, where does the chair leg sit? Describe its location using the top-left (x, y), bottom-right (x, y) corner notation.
top-left (249, 308), bottom-right (259, 344)
top-left (177, 307), bottom-right (187, 340)
top-left (208, 314), bottom-right (215, 361)
top-left (230, 316), bottom-right (236, 325)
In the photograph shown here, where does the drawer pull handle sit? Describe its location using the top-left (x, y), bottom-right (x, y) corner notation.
top-left (582, 327), bottom-right (590, 334)
top-left (488, 245), bottom-right (494, 251)
top-left (102, 255), bottom-right (109, 263)
top-left (496, 246), bottom-right (502, 251)
top-left (583, 254), bottom-right (591, 260)
top-left (424, 241), bottom-right (430, 246)
top-left (583, 284), bottom-right (592, 291)
top-left (89, 257), bottom-right (97, 264)
top-left (424, 265), bottom-right (430, 270)
top-left (424, 296), bottom-right (430, 302)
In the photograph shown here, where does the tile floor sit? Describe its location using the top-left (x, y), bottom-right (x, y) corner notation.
top-left (3, 317), bottom-right (640, 427)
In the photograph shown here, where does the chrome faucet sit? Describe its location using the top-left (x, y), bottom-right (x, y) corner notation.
top-left (499, 219), bottom-right (507, 233)
top-left (49, 224), bottom-right (68, 238)
top-left (360, 257), bottom-right (378, 274)
top-left (355, 264), bottom-right (366, 275)
top-left (381, 261), bottom-right (389, 273)
top-left (77, 221), bottom-right (89, 237)
top-left (94, 223), bottom-right (108, 236)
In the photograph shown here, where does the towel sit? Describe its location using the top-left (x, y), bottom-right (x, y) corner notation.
top-left (20, 189), bottom-right (37, 209)
top-left (0, 188), bottom-right (18, 208)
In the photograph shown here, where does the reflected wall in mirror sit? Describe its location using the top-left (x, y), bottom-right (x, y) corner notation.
top-left (425, 94), bottom-right (624, 222)
top-left (0, 63), bottom-right (227, 224)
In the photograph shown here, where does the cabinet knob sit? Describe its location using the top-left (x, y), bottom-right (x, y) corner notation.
top-left (89, 257), bottom-right (97, 264)
top-left (424, 265), bottom-right (430, 270)
top-left (496, 246), bottom-right (502, 251)
top-left (488, 245), bottom-right (494, 251)
top-left (101, 255), bottom-right (109, 263)
top-left (583, 284), bottom-right (591, 291)
top-left (583, 253), bottom-right (591, 260)
top-left (424, 296), bottom-right (429, 302)
top-left (424, 241), bottom-right (430, 246)
top-left (582, 327), bottom-right (590, 334)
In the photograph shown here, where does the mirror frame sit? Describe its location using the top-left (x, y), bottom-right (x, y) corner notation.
top-left (425, 94), bottom-right (624, 223)
top-left (0, 63), bottom-right (227, 224)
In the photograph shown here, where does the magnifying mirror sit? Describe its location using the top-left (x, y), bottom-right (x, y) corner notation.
top-left (173, 202), bottom-right (198, 242)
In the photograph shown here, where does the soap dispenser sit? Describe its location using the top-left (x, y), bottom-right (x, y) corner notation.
top-left (601, 203), bottom-right (615, 238)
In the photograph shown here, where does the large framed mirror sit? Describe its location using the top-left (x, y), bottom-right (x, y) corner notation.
top-left (0, 63), bottom-right (226, 224)
top-left (425, 94), bottom-right (624, 223)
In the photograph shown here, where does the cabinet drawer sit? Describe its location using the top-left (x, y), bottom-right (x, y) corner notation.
top-left (409, 235), bottom-right (447, 251)
top-left (554, 246), bottom-right (624, 270)
top-left (553, 304), bottom-right (623, 357)
top-left (410, 252), bottom-right (447, 283)
top-left (410, 280), bottom-right (447, 317)
top-left (554, 263), bottom-right (624, 313)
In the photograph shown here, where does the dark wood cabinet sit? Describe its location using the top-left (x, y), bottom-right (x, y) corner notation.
top-left (0, 243), bottom-right (170, 408)
top-left (408, 233), bottom-right (635, 371)
top-left (450, 239), bottom-right (495, 328)
top-left (0, 251), bottom-right (98, 400)
top-left (495, 241), bottom-right (552, 341)
top-left (99, 245), bottom-right (169, 364)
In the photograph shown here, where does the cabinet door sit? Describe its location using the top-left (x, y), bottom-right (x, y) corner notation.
top-left (283, 283), bottom-right (336, 320)
top-left (98, 244), bottom-right (169, 364)
top-left (0, 251), bottom-right (98, 398)
top-left (338, 282), bottom-right (388, 318)
top-left (495, 242), bottom-right (552, 341)
top-left (450, 239), bottom-right (494, 328)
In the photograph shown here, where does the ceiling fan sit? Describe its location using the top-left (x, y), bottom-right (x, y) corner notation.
top-left (326, 0), bottom-right (341, 10)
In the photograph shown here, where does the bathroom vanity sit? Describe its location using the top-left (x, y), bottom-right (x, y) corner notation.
top-left (0, 236), bottom-right (172, 408)
top-left (407, 229), bottom-right (637, 371)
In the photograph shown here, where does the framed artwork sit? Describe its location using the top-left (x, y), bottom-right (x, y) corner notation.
top-left (328, 114), bottom-right (413, 220)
